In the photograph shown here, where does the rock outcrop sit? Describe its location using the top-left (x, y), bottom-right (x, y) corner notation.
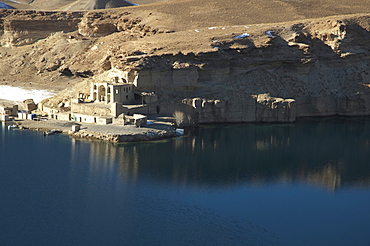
top-left (0, 11), bottom-right (83, 46)
top-left (112, 16), bottom-right (370, 123)
top-left (69, 128), bottom-right (176, 142)
top-left (0, 7), bottom-right (369, 124)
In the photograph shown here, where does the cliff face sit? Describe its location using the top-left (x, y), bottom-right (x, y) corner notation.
top-left (115, 16), bottom-right (370, 123)
top-left (0, 8), bottom-right (369, 123)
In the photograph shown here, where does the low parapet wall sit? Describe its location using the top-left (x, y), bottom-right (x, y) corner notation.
top-left (71, 102), bottom-right (112, 116)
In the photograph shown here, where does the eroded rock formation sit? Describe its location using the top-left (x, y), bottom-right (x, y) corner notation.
top-left (0, 8), bottom-right (369, 124)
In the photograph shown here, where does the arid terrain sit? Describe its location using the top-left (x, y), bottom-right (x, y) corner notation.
top-left (0, 0), bottom-right (370, 122)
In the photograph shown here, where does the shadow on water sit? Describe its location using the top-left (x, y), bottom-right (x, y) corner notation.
top-left (78, 116), bottom-right (370, 190)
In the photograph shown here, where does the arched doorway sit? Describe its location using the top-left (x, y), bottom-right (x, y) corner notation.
top-left (99, 85), bottom-right (106, 102)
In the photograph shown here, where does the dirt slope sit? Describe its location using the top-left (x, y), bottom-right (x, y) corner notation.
top-left (0, 0), bottom-right (368, 89)
top-left (0, 0), bottom-right (137, 10)
top-left (128, 0), bottom-right (370, 31)
top-left (0, 0), bottom-right (369, 122)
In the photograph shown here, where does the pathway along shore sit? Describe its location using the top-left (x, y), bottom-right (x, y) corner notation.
top-left (10, 118), bottom-right (177, 142)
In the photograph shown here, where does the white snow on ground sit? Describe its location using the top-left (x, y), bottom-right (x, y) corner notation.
top-left (0, 85), bottom-right (56, 103)
top-left (234, 33), bottom-right (250, 38)
top-left (124, 1), bottom-right (138, 6)
top-left (266, 31), bottom-right (274, 37)
top-left (194, 29), bottom-right (200, 32)
top-left (208, 27), bottom-right (217, 30)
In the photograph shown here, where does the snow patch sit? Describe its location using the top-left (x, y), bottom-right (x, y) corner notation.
top-left (266, 31), bottom-right (275, 37)
top-left (234, 33), bottom-right (250, 39)
top-left (208, 27), bottom-right (217, 30)
top-left (125, 0), bottom-right (138, 6)
top-left (194, 29), bottom-right (200, 32)
top-left (0, 85), bottom-right (56, 103)
top-left (0, 2), bottom-right (15, 9)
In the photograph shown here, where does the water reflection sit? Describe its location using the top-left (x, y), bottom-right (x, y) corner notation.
top-left (76, 117), bottom-right (370, 190)
top-left (69, 138), bottom-right (140, 186)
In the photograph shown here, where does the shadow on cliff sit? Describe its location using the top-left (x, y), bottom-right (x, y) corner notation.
top-left (226, 26), bottom-right (370, 98)
top-left (338, 21), bottom-right (370, 54)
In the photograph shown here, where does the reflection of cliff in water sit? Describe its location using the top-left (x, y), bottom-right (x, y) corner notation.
top-left (83, 117), bottom-right (370, 190)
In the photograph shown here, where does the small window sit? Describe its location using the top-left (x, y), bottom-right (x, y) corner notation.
top-left (116, 89), bottom-right (119, 94)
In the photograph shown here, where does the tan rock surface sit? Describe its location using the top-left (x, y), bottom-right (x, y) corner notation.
top-left (0, 0), bottom-right (369, 123)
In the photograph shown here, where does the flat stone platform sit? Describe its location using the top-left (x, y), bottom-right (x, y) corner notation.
top-left (12, 118), bottom-right (177, 142)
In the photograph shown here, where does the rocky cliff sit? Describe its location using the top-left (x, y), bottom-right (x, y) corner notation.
top-left (112, 15), bottom-right (370, 123)
top-left (0, 6), bottom-right (369, 123)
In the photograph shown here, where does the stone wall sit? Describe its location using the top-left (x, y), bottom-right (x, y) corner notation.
top-left (71, 102), bottom-right (112, 116)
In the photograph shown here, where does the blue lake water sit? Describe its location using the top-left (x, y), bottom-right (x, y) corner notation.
top-left (1, 117), bottom-right (370, 246)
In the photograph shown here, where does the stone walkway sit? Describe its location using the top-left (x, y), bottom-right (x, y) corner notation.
top-left (17, 118), bottom-right (174, 135)
top-left (15, 120), bottom-right (172, 134)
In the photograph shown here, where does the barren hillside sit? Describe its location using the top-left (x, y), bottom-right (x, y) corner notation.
top-left (0, 0), bottom-right (136, 10)
top-left (0, 0), bottom-right (370, 122)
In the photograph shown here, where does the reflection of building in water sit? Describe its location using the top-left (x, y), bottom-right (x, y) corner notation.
top-left (89, 141), bottom-right (119, 179)
top-left (69, 139), bottom-right (139, 185)
top-left (68, 121), bottom-right (370, 191)
top-left (87, 141), bottom-right (140, 183)
top-left (277, 162), bottom-right (344, 191)
top-left (168, 128), bottom-right (354, 190)
top-left (1, 122), bottom-right (6, 143)
top-left (117, 146), bottom-right (139, 181)
top-left (300, 162), bottom-right (343, 191)
top-left (255, 133), bottom-right (290, 151)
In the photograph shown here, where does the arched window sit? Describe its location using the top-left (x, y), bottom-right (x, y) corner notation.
top-left (99, 85), bottom-right (106, 102)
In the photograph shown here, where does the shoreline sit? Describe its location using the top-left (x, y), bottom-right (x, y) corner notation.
top-left (6, 118), bottom-right (178, 143)
top-left (4, 114), bottom-right (370, 142)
